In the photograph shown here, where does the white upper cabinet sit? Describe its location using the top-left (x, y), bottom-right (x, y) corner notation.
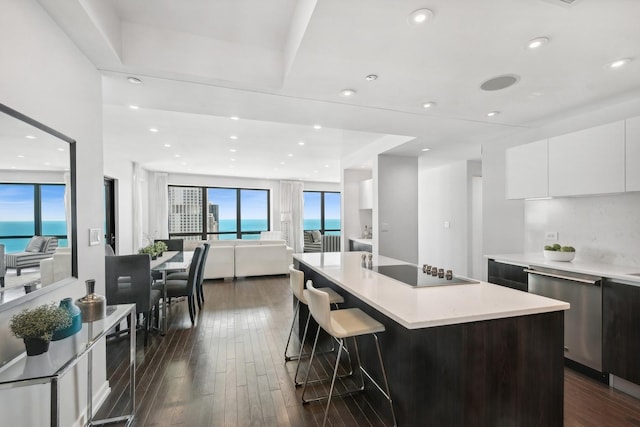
top-left (626, 116), bottom-right (640, 192)
top-left (359, 178), bottom-right (373, 209)
top-left (506, 139), bottom-right (548, 199)
top-left (548, 121), bottom-right (625, 197)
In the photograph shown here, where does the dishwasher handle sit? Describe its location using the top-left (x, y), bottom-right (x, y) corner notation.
top-left (524, 268), bottom-right (601, 285)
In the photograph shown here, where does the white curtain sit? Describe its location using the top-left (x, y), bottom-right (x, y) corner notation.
top-left (152, 172), bottom-right (169, 239)
top-left (132, 162), bottom-right (144, 251)
top-left (63, 172), bottom-right (72, 248)
top-left (280, 180), bottom-right (304, 253)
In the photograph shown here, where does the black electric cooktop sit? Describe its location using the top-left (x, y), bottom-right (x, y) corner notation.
top-left (372, 264), bottom-right (479, 288)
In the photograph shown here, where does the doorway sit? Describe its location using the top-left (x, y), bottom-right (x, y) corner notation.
top-left (104, 177), bottom-right (116, 252)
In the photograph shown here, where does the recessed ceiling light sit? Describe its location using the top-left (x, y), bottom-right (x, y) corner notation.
top-left (230, 148), bottom-right (237, 153)
top-left (487, 111), bottom-right (500, 117)
top-left (164, 143), bottom-right (171, 148)
top-left (231, 158), bottom-right (236, 162)
top-left (422, 101), bottom-right (436, 109)
top-left (57, 148), bottom-right (64, 152)
top-left (324, 164), bottom-right (330, 168)
top-left (17, 154), bottom-right (24, 158)
top-left (280, 161), bottom-right (285, 165)
top-left (339, 89), bottom-right (356, 98)
top-left (149, 128), bottom-right (159, 133)
top-left (44, 162), bottom-right (51, 166)
top-left (129, 105), bottom-right (139, 110)
top-left (230, 135), bottom-right (238, 140)
top-left (174, 154), bottom-right (181, 158)
top-left (408, 8), bottom-right (433, 25)
top-left (421, 148), bottom-right (431, 152)
top-left (298, 141), bottom-right (305, 146)
top-left (127, 76), bottom-right (142, 84)
top-left (25, 135), bottom-right (36, 139)
top-left (230, 116), bottom-right (240, 120)
top-left (365, 74), bottom-right (378, 81)
top-left (313, 124), bottom-right (322, 130)
top-left (609, 58), bottom-right (632, 69)
top-left (527, 37), bottom-right (549, 49)
top-left (288, 153), bottom-right (293, 157)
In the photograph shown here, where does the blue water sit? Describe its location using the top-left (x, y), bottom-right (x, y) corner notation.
top-left (0, 221), bottom-right (68, 253)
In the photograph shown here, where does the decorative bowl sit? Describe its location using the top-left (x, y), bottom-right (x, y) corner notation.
top-left (543, 250), bottom-right (575, 262)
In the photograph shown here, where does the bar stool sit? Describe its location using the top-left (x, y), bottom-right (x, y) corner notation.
top-left (284, 265), bottom-right (345, 386)
top-left (301, 279), bottom-right (397, 427)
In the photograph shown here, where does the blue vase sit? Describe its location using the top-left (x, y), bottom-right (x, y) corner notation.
top-left (52, 297), bottom-right (82, 341)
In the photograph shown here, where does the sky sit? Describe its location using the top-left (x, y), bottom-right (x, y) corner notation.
top-left (0, 184), bottom-right (65, 222)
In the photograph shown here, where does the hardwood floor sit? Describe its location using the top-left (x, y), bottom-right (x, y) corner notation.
top-left (97, 275), bottom-right (640, 426)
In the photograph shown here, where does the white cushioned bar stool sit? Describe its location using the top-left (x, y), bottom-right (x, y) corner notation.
top-left (301, 279), bottom-right (397, 427)
top-left (284, 264), bottom-right (346, 386)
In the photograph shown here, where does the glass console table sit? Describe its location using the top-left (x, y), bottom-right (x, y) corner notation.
top-left (0, 303), bottom-right (136, 427)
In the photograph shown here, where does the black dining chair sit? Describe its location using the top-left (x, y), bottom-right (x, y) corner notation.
top-left (166, 243), bottom-right (209, 309)
top-left (153, 245), bottom-right (203, 324)
top-left (105, 254), bottom-right (161, 345)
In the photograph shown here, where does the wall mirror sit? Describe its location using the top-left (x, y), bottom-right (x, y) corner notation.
top-left (0, 103), bottom-right (77, 307)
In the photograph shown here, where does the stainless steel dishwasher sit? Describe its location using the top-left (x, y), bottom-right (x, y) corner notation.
top-left (526, 267), bottom-right (603, 372)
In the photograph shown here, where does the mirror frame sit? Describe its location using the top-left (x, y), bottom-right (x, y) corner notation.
top-left (0, 103), bottom-right (78, 293)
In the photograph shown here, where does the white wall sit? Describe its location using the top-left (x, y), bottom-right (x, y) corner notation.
top-left (418, 160), bottom-right (481, 277)
top-left (0, 0), bottom-right (106, 425)
top-left (342, 169), bottom-right (372, 248)
top-left (525, 193), bottom-right (640, 268)
top-left (377, 155), bottom-right (418, 263)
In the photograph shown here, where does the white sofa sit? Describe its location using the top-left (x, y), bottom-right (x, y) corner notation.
top-left (39, 247), bottom-right (72, 285)
top-left (183, 239), bottom-right (293, 279)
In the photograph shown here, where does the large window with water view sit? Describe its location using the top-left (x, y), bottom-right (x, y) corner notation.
top-left (0, 183), bottom-right (68, 253)
top-left (168, 185), bottom-right (270, 241)
top-left (303, 191), bottom-right (341, 235)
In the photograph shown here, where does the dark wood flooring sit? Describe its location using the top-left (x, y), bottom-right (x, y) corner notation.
top-left (97, 275), bottom-right (640, 426)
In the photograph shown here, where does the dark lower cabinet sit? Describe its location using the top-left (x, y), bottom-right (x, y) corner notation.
top-left (349, 239), bottom-right (372, 252)
top-left (487, 259), bottom-right (528, 292)
top-left (603, 280), bottom-right (640, 385)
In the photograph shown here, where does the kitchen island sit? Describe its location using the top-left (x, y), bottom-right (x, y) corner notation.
top-left (294, 252), bottom-right (569, 427)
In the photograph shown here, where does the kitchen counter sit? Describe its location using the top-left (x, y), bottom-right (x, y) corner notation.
top-left (295, 251), bottom-right (568, 329)
top-left (486, 253), bottom-right (640, 283)
top-left (294, 251), bottom-right (566, 426)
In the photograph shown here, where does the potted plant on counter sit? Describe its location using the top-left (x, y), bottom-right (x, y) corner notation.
top-left (10, 303), bottom-right (71, 356)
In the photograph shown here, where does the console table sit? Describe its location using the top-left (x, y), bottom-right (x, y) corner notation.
top-left (0, 304), bottom-right (136, 427)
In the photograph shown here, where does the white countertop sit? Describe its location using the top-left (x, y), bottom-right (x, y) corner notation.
top-left (294, 252), bottom-right (569, 330)
top-left (486, 253), bottom-right (640, 284)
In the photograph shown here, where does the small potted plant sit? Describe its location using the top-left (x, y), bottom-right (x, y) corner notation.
top-left (154, 241), bottom-right (168, 257)
top-left (10, 303), bottom-right (71, 356)
top-left (139, 244), bottom-right (157, 260)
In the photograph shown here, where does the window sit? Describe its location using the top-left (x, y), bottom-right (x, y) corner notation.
top-left (168, 185), bottom-right (270, 240)
top-left (0, 183), bottom-right (68, 252)
top-left (303, 191), bottom-right (341, 235)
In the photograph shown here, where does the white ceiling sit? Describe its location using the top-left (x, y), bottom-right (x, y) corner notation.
top-left (36, 0), bottom-right (640, 182)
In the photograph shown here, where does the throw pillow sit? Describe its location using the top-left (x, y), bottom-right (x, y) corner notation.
top-left (311, 230), bottom-right (322, 243)
top-left (25, 236), bottom-right (45, 253)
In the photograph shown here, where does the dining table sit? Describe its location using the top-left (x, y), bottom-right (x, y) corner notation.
top-left (150, 251), bottom-right (193, 335)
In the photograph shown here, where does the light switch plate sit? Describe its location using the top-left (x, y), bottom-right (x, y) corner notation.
top-left (89, 228), bottom-right (101, 246)
top-left (545, 231), bottom-right (558, 240)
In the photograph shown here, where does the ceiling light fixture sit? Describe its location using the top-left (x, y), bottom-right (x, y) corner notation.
top-left (609, 58), bottom-right (632, 69)
top-left (280, 161), bottom-right (285, 165)
top-left (298, 141), bottom-right (305, 146)
top-left (164, 144), bottom-right (171, 148)
top-left (230, 148), bottom-right (237, 153)
top-left (127, 76), bottom-right (142, 84)
top-left (287, 153), bottom-right (293, 157)
top-left (339, 89), bottom-right (356, 98)
top-left (527, 37), bottom-right (549, 49)
top-left (480, 74), bottom-right (520, 91)
top-left (313, 124), bottom-right (322, 130)
top-left (365, 74), bottom-right (378, 81)
top-left (149, 128), bottom-right (159, 133)
top-left (408, 8), bottom-right (433, 25)
top-left (174, 154), bottom-right (181, 158)
top-left (57, 148), bottom-right (64, 152)
top-left (422, 101), bottom-right (436, 109)
top-left (17, 155), bottom-right (24, 158)
top-left (129, 105), bottom-right (139, 110)
top-left (421, 148), bottom-right (431, 152)
top-left (487, 111), bottom-right (500, 117)
top-left (230, 116), bottom-right (240, 120)
top-left (25, 135), bottom-right (36, 139)
top-left (230, 135), bottom-right (238, 140)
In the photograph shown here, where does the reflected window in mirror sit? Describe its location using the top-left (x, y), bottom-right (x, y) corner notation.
top-left (0, 103), bottom-right (76, 305)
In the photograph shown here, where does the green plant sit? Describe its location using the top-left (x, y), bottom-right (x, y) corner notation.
top-left (154, 241), bottom-right (168, 254)
top-left (10, 303), bottom-right (71, 342)
top-left (139, 245), bottom-right (157, 256)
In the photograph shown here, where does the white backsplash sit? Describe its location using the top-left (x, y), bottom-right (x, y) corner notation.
top-left (524, 192), bottom-right (640, 268)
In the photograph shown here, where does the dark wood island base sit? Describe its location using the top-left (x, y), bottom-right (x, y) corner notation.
top-left (297, 260), bottom-right (565, 427)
